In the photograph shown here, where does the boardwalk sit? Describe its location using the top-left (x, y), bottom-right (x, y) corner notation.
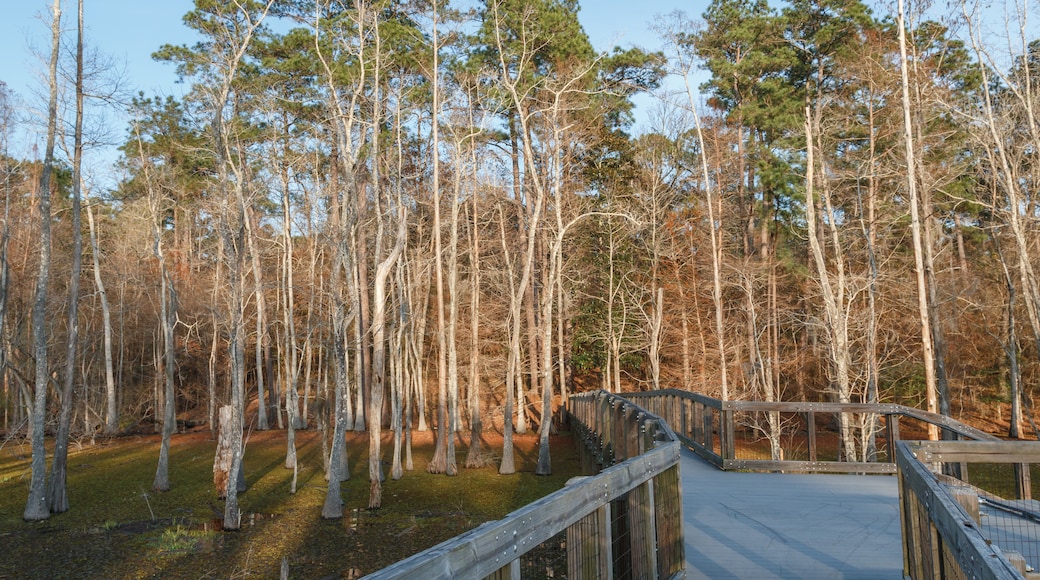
top-left (680, 449), bottom-right (904, 579)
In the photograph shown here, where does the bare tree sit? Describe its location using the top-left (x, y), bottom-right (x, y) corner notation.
top-left (85, 204), bottom-right (117, 434)
top-left (23, 0), bottom-right (62, 522)
top-left (803, 105), bottom-right (857, 461)
top-left (366, 16), bottom-right (408, 507)
top-left (465, 191), bottom-right (484, 468)
top-left (47, 0), bottom-right (87, 512)
top-left (496, 201), bottom-right (521, 475)
top-left (0, 83), bottom-right (13, 437)
top-left (962, 0), bottom-right (1040, 399)
top-left (426, 0), bottom-right (453, 476)
top-left (127, 116), bottom-right (179, 494)
top-left (896, 0), bottom-right (940, 440)
top-left (205, 0), bottom-right (275, 528)
top-left (660, 16), bottom-right (730, 399)
top-left (245, 206), bottom-right (271, 431)
top-left (313, 0), bottom-right (372, 518)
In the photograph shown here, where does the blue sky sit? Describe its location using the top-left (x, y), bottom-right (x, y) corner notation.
top-left (0, 0), bottom-right (701, 186)
top-left (0, 1), bottom-right (695, 147)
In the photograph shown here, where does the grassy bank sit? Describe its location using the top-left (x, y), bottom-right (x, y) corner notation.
top-left (0, 428), bottom-right (579, 579)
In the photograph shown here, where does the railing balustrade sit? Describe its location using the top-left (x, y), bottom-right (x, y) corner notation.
top-left (624, 388), bottom-right (1040, 579)
top-left (624, 388), bottom-right (996, 475)
top-left (364, 386), bottom-right (1039, 580)
top-left (896, 439), bottom-right (1040, 579)
top-left (364, 390), bottom-right (685, 580)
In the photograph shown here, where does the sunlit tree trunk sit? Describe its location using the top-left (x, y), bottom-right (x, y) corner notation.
top-left (427, 1), bottom-right (451, 475)
top-left (313, 0), bottom-right (373, 518)
top-left (490, 8), bottom-right (548, 473)
top-left (213, 0), bottom-right (274, 529)
top-left (804, 105), bottom-right (856, 462)
top-left (23, 0), bottom-right (61, 523)
top-left (151, 189), bottom-right (178, 493)
top-left (47, 0), bottom-right (86, 513)
top-left (245, 207), bottom-right (269, 431)
top-left (367, 33), bottom-right (408, 506)
top-left (277, 132), bottom-right (300, 471)
top-left (0, 85), bottom-right (10, 437)
top-left (497, 204), bottom-right (518, 474)
top-left (994, 240), bottom-right (1023, 438)
top-left (86, 206), bottom-right (117, 435)
top-left (897, 0), bottom-right (939, 440)
top-left (208, 243), bottom-right (224, 437)
top-left (442, 109), bottom-right (466, 478)
top-left (857, 99), bottom-right (882, 461)
top-left (666, 30), bottom-right (730, 400)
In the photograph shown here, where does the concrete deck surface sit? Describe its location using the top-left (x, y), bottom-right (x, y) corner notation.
top-left (680, 449), bottom-right (904, 579)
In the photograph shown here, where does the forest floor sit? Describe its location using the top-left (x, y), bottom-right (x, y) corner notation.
top-left (0, 427), bottom-right (581, 579)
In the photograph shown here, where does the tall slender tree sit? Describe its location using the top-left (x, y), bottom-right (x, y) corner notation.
top-left (23, 0), bottom-right (62, 522)
top-left (48, 0), bottom-right (87, 512)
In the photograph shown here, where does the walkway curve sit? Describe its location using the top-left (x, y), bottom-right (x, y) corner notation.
top-left (679, 448), bottom-right (903, 579)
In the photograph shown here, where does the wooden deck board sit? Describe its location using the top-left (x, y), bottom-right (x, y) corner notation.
top-left (680, 448), bottom-right (904, 579)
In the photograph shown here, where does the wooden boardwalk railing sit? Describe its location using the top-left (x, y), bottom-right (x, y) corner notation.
top-left (626, 388), bottom-right (1040, 579)
top-left (896, 440), bottom-right (1040, 579)
top-left (364, 390), bottom-right (684, 580)
top-left (624, 388), bottom-right (995, 474)
top-left (364, 387), bottom-right (1038, 580)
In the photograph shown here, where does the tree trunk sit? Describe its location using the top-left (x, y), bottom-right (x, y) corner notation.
top-left (224, 243), bottom-right (247, 529)
top-left (367, 48), bottom-right (408, 505)
top-left (208, 243), bottom-right (224, 437)
top-left (86, 206), bottom-right (118, 435)
top-left (24, 0), bottom-right (61, 522)
top-left (48, 0), bottom-right (86, 512)
top-left (391, 261), bottom-right (407, 480)
top-left (465, 198), bottom-right (484, 468)
top-left (804, 104), bottom-right (857, 462)
top-left (680, 67), bottom-right (728, 400)
top-left (897, 0), bottom-right (939, 440)
top-left (427, 5), bottom-right (450, 475)
top-left (213, 405), bottom-right (242, 498)
top-left (0, 86), bottom-right (10, 437)
top-left (279, 150), bottom-right (300, 470)
top-left (152, 243), bottom-right (178, 493)
top-left (245, 207), bottom-right (269, 431)
top-left (857, 98), bottom-right (881, 461)
top-left (497, 205), bottom-right (519, 475)
top-left (999, 247), bottom-right (1023, 439)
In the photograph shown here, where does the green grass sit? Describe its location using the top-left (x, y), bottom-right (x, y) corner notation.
top-left (0, 428), bottom-right (580, 579)
top-left (960, 462), bottom-right (1040, 500)
top-left (156, 524), bottom-right (219, 553)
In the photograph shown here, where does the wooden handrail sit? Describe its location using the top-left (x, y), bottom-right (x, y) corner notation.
top-left (363, 390), bottom-right (685, 580)
top-left (622, 389), bottom-right (1000, 473)
top-left (896, 440), bottom-right (1028, 579)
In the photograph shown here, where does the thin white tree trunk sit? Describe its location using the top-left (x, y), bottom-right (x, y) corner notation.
top-left (280, 164), bottom-right (300, 469)
top-left (497, 204), bottom-right (519, 475)
top-left (680, 66), bottom-right (728, 400)
top-left (0, 86), bottom-right (11, 436)
top-left (898, 0), bottom-right (939, 440)
top-left (87, 206), bottom-right (117, 435)
top-left (244, 207), bottom-right (269, 430)
top-left (152, 227), bottom-right (178, 492)
top-left (649, 287), bottom-right (664, 391)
